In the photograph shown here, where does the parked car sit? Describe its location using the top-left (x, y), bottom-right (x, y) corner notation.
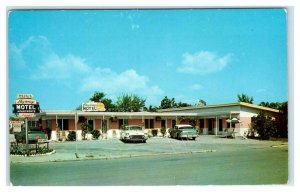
top-left (120, 125), bottom-right (148, 143)
top-left (169, 124), bottom-right (198, 140)
top-left (14, 126), bottom-right (48, 144)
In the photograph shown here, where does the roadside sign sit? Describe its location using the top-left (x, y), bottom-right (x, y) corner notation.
top-left (12, 93), bottom-right (41, 148)
top-left (82, 101), bottom-right (106, 112)
top-left (16, 94), bottom-right (33, 99)
top-left (12, 104), bottom-right (40, 113)
top-left (9, 121), bottom-right (25, 124)
top-left (10, 121), bottom-right (24, 132)
top-left (17, 113), bottom-right (35, 118)
top-left (15, 99), bottom-right (37, 104)
top-left (12, 124), bottom-right (22, 132)
top-left (37, 138), bottom-right (48, 143)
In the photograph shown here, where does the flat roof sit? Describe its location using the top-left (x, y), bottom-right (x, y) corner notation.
top-left (158, 102), bottom-right (280, 113)
top-left (36, 102), bottom-right (280, 118)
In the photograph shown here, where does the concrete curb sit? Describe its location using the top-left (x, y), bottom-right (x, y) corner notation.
top-left (10, 150), bottom-right (56, 157)
top-left (10, 149), bottom-right (216, 164)
top-left (271, 144), bottom-right (288, 148)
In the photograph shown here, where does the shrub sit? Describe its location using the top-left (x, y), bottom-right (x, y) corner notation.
top-left (67, 131), bottom-right (76, 141)
top-left (91, 130), bottom-right (101, 139)
top-left (160, 127), bottom-right (166, 137)
top-left (81, 122), bottom-right (89, 140)
top-left (251, 111), bottom-right (277, 140)
top-left (151, 129), bottom-right (158, 137)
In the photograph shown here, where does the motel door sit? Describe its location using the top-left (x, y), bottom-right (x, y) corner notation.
top-left (87, 120), bottom-right (94, 132)
top-left (161, 120), bottom-right (166, 128)
top-left (208, 119), bottom-right (214, 135)
top-left (102, 119), bottom-right (108, 134)
top-left (172, 120), bottom-right (176, 128)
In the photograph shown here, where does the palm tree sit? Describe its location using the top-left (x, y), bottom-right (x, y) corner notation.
top-left (237, 94), bottom-right (254, 104)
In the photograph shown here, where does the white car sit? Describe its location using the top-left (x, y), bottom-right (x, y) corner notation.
top-left (120, 125), bottom-right (148, 143)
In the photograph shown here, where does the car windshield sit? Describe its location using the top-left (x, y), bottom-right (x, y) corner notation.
top-left (178, 126), bottom-right (195, 130)
top-left (126, 126), bottom-right (142, 131)
top-left (29, 127), bottom-right (42, 131)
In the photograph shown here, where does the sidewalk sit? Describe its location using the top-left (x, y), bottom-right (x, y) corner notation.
top-left (10, 135), bottom-right (288, 164)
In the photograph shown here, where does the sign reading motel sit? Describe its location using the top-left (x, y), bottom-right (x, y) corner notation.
top-left (82, 101), bottom-right (106, 112)
top-left (12, 104), bottom-right (40, 113)
top-left (12, 94), bottom-right (40, 114)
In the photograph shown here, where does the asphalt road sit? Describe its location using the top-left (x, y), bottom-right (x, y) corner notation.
top-left (10, 145), bottom-right (288, 186)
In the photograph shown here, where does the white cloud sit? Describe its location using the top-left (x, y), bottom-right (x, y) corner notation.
top-left (9, 43), bottom-right (26, 69)
top-left (80, 68), bottom-right (164, 102)
top-left (32, 54), bottom-right (91, 80)
top-left (131, 24), bottom-right (140, 30)
top-left (10, 36), bottom-right (91, 80)
top-left (177, 51), bottom-right (232, 75)
top-left (190, 83), bottom-right (203, 90)
top-left (10, 36), bottom-right (164, 104)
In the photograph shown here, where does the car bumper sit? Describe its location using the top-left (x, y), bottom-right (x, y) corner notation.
top-left (123, 135), bottom-right (147, 142)
top-left (178, 134), bottom-right (198, 139)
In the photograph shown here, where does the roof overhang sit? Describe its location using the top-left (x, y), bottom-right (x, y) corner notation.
top-left (37, 110), bottom-right (199, 118)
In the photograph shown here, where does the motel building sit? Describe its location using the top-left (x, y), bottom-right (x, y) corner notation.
top-left (31, 101), bottom-right (280, 141)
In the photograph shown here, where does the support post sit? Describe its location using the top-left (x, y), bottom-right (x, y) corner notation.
top-left (25, 118), bottom-right (29, 156)
top-left (215, 116), bottom-right (218, 136)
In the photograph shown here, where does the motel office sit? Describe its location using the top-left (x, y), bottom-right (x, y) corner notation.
top-left (35, 102), bottom-right (280, 141)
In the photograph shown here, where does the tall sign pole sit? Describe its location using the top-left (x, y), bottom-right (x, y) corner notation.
top-left (25, 118), bottom-right (28, 145)
top-left (12, 94), bottom-right (40, 156)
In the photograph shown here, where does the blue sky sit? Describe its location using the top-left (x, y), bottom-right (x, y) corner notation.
top-left (8, 9), bottom-right (288, 111)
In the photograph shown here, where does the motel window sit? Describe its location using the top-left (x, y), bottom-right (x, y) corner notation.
top-left (227, 122), bottom-right (235, 128)
top-left (46, 120), bottom-right (51, 129)
top-left (28, 121), bottom-right (38, 127)
top-left (145, 119), bottom-right (154, 129)
top-left (57, 119), bottom-right (69, 130)
top-left (119, 119), bottom-right (129, 129)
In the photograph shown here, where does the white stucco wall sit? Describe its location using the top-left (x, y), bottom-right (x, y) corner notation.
top-left (107, 129), bottom-right (121, 139)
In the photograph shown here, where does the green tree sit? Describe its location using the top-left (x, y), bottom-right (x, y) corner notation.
top-left (90, 91), bottom-right (106, 102)
top-left (160, 96), bottom-right (176, 109)
top-left (101, 98), bottom-right (117, 112)
top-left (177, 102), bottom-right (191, 108)
top-left (259, 101), bottom-right (288, 138)
top-left (259, 101), bottom-right (283, 110)
top-left (237, 94), bottom-right (254, 104)
top-left (197, 99), bottom-right (207, 106)
top-left (251, 111), bottom-right (277, 140)
top-left (116, 94), bottom-right (146, 112)
top-left (276, 101), bottom-right (288, 138)
top-left (145, 105), bottom-right (159, 112)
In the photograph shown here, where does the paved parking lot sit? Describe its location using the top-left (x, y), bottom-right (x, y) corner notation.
top-left (10, 135), bottom-right (288, 164)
